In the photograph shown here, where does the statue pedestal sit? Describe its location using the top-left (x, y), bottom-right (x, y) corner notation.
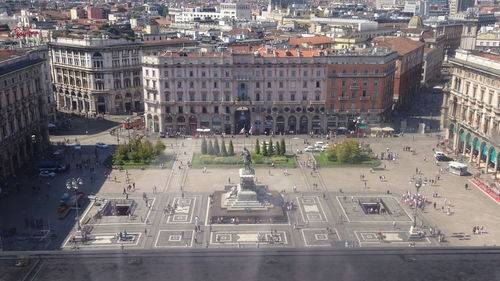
top-left (210, 169), bottom-right (285, 224)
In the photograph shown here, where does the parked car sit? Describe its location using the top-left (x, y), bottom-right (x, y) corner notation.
top-left (159, 132), bottom-right (167, 138)
top-left (305, 146), bottom-right (319, 152)
top-left (74, 144), bottom-right (81, 150)
top-left (434, 151), bottom-right (452, 161)
top-left (39, 171), bottom-right (56, 178)
top-left (96, 142), bottom-right (108, 149)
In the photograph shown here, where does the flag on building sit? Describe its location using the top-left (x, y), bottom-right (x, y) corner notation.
top-left (248, 126), bottom-right (254, 135)
top-left (239, 127), bottom-right (247, 134)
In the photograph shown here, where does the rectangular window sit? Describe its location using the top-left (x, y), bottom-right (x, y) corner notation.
top-left (165, 81), bottom-right (170, 88)
top-left (267, 70), bottom-right (272, 77)
top-left (303, 81), bottom-right (307, 88)
top-left (214, 106), bottom-right (219, 113)
top-left (279, 81), bottom-right (284, 88)
top-left (178, 106), bottom-right (183, 113)
top-left (316, 81), bottom-right (320, 88)
top-left (303, 70), bottom-right (308, 76)
top-left (290, 81), bottom-right (296, 88)
top-left (291, 94), bottom-right (295, 101)
top-left (267, 82), bottom-right (272, 88)
top-left (256, 82), bottom-right (260, 88)
top-left (177, 81), bottom-right (182, 89)
top-left (214, 82), bottom-right (218, 88)
top-left (267, 93), bottom-right (272, 101)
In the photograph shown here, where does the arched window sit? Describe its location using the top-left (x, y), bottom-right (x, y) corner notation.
top-left (114, 79), bottom-right (122, 89)
top-left (133, 77), bottom-right (141, 87)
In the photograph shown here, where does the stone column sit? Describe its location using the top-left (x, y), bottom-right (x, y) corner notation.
top-left (485, 151), bottom-right (490, 173)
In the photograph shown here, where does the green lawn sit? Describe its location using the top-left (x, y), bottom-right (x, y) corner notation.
top-left (108, 152), bottom-right (174, 169)
top-left (314, 152), bottom-right (381, 167)
top-left (191, 153), bottom-right (297, 168)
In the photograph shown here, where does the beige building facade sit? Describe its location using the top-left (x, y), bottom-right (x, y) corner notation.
top-left (142, 48), bottom-right (397, 136)
top-left (444, 49), bottom-right (500, 174)
top-left (0, 50), bottom-right (51, 181)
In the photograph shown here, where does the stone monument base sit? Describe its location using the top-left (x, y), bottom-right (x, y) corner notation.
top-left (209, 191), bottom-right (286, 224)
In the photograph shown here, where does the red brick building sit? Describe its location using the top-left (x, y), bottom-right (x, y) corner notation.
top-left (373, 37), bottom-right (424, 110)
top-left (325, 50), bottom-right (397, 131)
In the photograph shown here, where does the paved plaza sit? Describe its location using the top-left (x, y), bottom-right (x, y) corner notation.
top-left (1, 115), bottom-right (499, 252)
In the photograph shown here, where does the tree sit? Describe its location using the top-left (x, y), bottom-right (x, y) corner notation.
top-left (154, 140), bottom-right (166, 154)
top-left (207, 140), bottom-right (214, 155)
top-left (113, 144), bottom-right (129, 165)
top-left (336, 140), bottom-right (361, 164)
top-left (201, 137), bottom-right (207, 154)
top-left (261, 142), bottom-right (268, 156)
top-left (221, 140), bottom-right (228, 156)
top-left (325, 146), bottom-right (337, 162)
top-left (228, 140), bottom-right (235, 156)
top-left (280, 138), bottom-right (286, 155)
top-left (268, 139), bottom-right (275, 156)
top-left (138, 140), bottom-right (154, 163)
top-left (275, 141), bottom-right (281, 157)
top-left (214, 138), bottom-right (220, 156)
top-left (255, 139), bottom-right (261, 155)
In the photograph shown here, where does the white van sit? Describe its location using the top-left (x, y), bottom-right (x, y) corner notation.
top-left (448, 161), bottom-right (467, 176)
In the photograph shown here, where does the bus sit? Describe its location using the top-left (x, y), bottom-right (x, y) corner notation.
top-left (448, 161), bottom-right (468, 176)
top-left (122, 117), bottom-right (144, 129)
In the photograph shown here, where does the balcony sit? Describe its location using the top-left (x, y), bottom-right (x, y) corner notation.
top-left (350, 85), bottom-right (360, 90)
top-left (360, 96), bottom-right (370, 101)
top-left (338, 96), bottom-right (350, 101)
top-left (310, 100), bottom-right (325, 105)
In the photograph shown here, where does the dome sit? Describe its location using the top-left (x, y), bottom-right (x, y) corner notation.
top-left (408, 16), bottom-right (423, 29)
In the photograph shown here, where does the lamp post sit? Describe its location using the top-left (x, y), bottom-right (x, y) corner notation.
top-left (413, 177), bottom-right (423, 228)
top-left (66, 177), bottom-right (83, 231)
top-left (125, 118), bottom-right (131, 151)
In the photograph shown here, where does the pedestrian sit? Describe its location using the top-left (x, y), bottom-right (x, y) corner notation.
top-left (364, 181), bottom-right (367, 189)
top-left (465, 183), bottom-right (468, 190)
top-left (144, 228), bottom-right (148, 235)
top-left (392, 221), bottom-right (396, 229)
top-left (433, 202), bottom-right (436, 209)
top-left (123, 188), bottom-right (126, 195)
top-left (228, 177), bottom-right (231, 184)
top-left (114, 175), bottom-right (117, 182)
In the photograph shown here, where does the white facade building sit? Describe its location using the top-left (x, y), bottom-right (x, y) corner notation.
top-left (444, 49), bottom-right (500, 174)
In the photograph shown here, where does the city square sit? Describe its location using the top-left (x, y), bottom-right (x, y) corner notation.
top-left (1, 116), bottom-right (499, 253)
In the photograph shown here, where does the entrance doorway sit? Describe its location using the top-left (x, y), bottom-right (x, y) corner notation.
top-left (234, 107), bottom-right (250, 134)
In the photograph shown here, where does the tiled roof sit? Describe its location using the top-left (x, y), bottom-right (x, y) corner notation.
top-left (373, 37), bottom-right (424, 56)
top-left (470, 50), bottom-right (500, 62)
top-left (141, 38), bottom-right (189, 44)
top-left (289, 36), bottom-right (333, 46)
top-left (0, 50), bottom-right (26, 63)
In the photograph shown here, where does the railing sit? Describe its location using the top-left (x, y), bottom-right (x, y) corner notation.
top-left (338, 96), bottom-right (349, 101)
top-left (359, 96), bottom-right (370, 100)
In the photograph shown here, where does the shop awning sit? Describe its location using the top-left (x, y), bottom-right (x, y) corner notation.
top-left (370, 127), bottom-right (382, 131)
top-left (491, 150), bottom-right (497, 163)
top-left (482, 144), bottom-right (488, 156)
top-left (474, 140), bottom-right (480, 151)
top-left (460, 131), bottom-right (465, 142)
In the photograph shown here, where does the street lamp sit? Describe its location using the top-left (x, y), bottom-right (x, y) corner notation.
top-left (413, 177), bottom-right (423, 228)
top-left (125, 118), bottom-right (131, 151)
top-left (66, 177), bottom-right (83, 231)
